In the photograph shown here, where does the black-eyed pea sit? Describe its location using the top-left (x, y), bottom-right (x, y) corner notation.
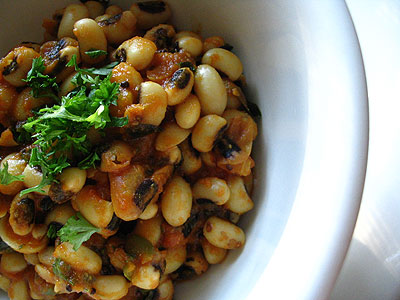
top-left (203, 216), bottom-right (245, 249)
top-left (225, 176), bottom-right (254, 214)
top-left (164, 245), bottom-right (186, 274)
top-left (59, 72), bottom-right (77, 97)
top-left (111, 62), bottom-right (143, 90)
top-left (23, 253), bottom-right (39, 265)
top-left (13, 87), bottom-right (51, 121)
top-left (224, 78), bottom-right (242, 109)
top-left (7, 279), bottom-right (30, 300)
top-left (73, 185), bottom-right (113, 229)
top-left (35, 264), bottom-right (56, 284)
top-left (243, 172), bottom-right (254, 195)
top-left (0, 47), bottom-right (39, 87)
top-left (58, 3), bottom-right (89, 39)
top-left (131, 263), bottom-right (160, 290)
top-left (202, 48), bottom-right (243, 81)
top-left (74, 18), bottom-right (108, 65)
top-left (192, 177), bottom-right (230, 205)
top-left (38, 246), bottom-right (56, 267)
top-left (163, 146), bottom-right (182, 165)
top-left (22, 164), bottom-right (48, 194)
top-left (92, 275), bottom-right (130, 300)
top-left (203, 36), bottom-right (225, 53)
top-left (200, 151), bottom-right (217, 168)
top-left (1, 252), bottom-right (27, 274)
top-left (84, 1), bottom-right (105, 19)
top-left (194, 64), bottom-right (227, 115)
top-left (201, 239), bottom-right (227, 264)
top-left (60, 167), bottom-right (87, 194)
top-left (31, 224), bottom-right (48, 240)
top-left (105, 5), bottom-right (123, 16)
top-left (177, 36), bottom-right (203, 58)
top-left (184, 251), bottom-right (208, 276)
top-left (179, 139), bottom-right (202, 175)
top-left (165, 68), bottom-right (194, 106)
top-left (100, 140), bottom-right (134, 173)
top-left (175, 94), bottom-right (201, 129)
top-left (191, 114), bottom-right (227, 153)
top-left (9, 194), bottom-right (35, 236)
top-left (116, 37), bottom-right (157, 70)
top-left (0, 81), bottom-right (17, 118)
top-left (130, 1), bottom-right (171, 29)
top-left (97, 11), bottom-right (137, 45)
top-left (54, 242), bottom-right (102, 274)
top-left (161, 176), bottom-right (192, 227)
top-left (139, 202), bottom-right (158, 220)
top-left (155, 122), bottom-right (191, 152)
top-left (157, 278), bottom-right (174, 300)
top-left (45, 203), bottom-right (75, 226)
top-left (175, 31), bottom-right (202, 41)
top-left (0, 153), bottom-right (26, 195)
top-left (144, 24), bottom-right (175, 50)
top-left (133, 215), bottom-right (162, 246)
top-left (0, 274), bottom-right (10, 292)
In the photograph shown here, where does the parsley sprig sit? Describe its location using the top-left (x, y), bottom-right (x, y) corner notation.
top-left (85, 49), bottom-right (108, 58)
top-left (19, 55), bottom-right (126, 195)
top-left (52, 213), bottom-right (100, 250)
top-left (0, 162), bottom-right (24, 185)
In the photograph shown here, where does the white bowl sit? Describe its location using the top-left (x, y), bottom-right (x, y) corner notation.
top-left (0, 1), bottom-right (368, 299)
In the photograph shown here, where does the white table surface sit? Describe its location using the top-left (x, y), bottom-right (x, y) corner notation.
top-left (331, 0), bottom-right (400, 299)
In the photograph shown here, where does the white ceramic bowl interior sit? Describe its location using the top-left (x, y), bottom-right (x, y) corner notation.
top-left (0, 1), bottom-right (368, 299)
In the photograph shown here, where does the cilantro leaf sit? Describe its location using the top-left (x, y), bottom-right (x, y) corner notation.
top-left (85, 49), bottom-right (108, 58)
top-left (23, 57), bottom-right (59, 101)
top-left (57, 213), bottom-right (99, 250)
top-left (0, 162), bottom-right (24, 185)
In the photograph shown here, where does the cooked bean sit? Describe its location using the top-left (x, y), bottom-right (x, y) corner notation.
top-left (179, 138), bottom-right (202, 175)
top-left (191, 114), bottom-right (227, 153)
top-left (0, 47), bottom-right (39, 87)
top-left (93, 275), bottom-right (130, 300)
top-left (203, 36), bottom-right (225, 53)
top-left (203, 216), bottom-right (245, 249)
top-left (161, 176), bottom-right (192, 227)
top-left (178, 36), bottom-right (203, 57)
top-left (0, 153), bottom-right (26, 195)
top-left (59, 167), bottom-right (87, 194)
top-left (133, 215), bottom-right (162, 246)
top-left (0, 81), bottom-right (17, 119)
top-left (9, 195), bottom-right (35, 236)
top-left (31, 224), bottom-right (48, 240)
top-left (139, 202), bottom-right (158, 220)
top-left (202, 48), bottom-right (243, 81)
top-left (73, 185), bottom-right (113, 228)
top-left (224, 176), bottom-right (254, 214)
top-left (58, 4), bottom-right (89, 39)
top-left (116, 37), bottom-right (157, 70)
top-left (97, 11), bottom-right (137, 45)
top-left (201, 239), bottom-right (227, 264)
top-left (1, 252), bottom-right (27, 274)
top-left (8, 279), bottom-right (30, 300)
top-left (84, 1), bottom-right (105, 19)
top-left (100, 140), bottom-right (134, 173)
top-left (35, 264), bottom-right (56, 284)
top-left (158, 278), bottom-right (174, 300)
top-left (13, 87), bottom-right (51, 121)
top-left (105, 5), bottom-right (123, 16)
top-left (23, 253), bottom-right (40, 265)
top-left (162, 146), bottom-right (182, 165)
top-left (125, 81), bottom-right (167, 126)
top-left (243, 172), bottom-right (254, 195)
top-left (73, 18), bottom-right (107, 65)
top-left (155, 122), bottom-right (191, 152)
top-left (144, 24), bottom-right (175, 50)
top-left (165, 245), bottom-right (186, 274)
top-left (184, 251), bottom-right (208, 276)
top-left (130, 1), bottom-right (171, 29)
top-left (22, 164), bottom-right (45, 192)
top-left (59, 71), bottom-right (78, 97)
top-left (54, 242), bottom-right (102, 274)
top-left (175, 30), bottom-right (202, 41)
top-left (45, 203), bottom-right (75, 225)
top-left (164, 67), bottom-right (194, 106)
top-left (38, 246), bottom-right (55, 267)
top-left (192, 177), bottom-right (230, 205)
top-left (194, 64), bottom-right (227, 115)
top-left (175, 94), bottom-right (201, 129)
top-left (130, 263), bottom-right (160, 290)
top-left (0, 273), bottom-right (10, 292)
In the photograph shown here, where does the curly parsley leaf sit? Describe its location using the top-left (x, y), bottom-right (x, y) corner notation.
top-left (57, 213), bottom-right (99, 250)
top-left (0, 162), bottom-right (24, 185)
top-left (85, 49), bottom-right (108, 58)
top-left (23, 57), bottom-right (59, 100)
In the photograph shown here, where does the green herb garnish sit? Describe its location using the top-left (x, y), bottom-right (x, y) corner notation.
top-left (57, 213), bottom-right (99, 250)
top-left (53, 258), bottom-right (73, 284)
top-left (85, 49), bottom-right (108, 58)
top-left (0, 162), bottom-right (24, 185)
top-left (23, 57), bottom-right (59, 100)
top-left (19, 55), bottom-right (126, 195)
top-left (47, 223), bottom-right (59, 239)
